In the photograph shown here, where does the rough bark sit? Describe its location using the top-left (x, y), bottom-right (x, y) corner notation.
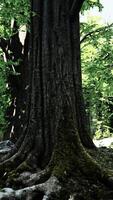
top-left (1, 0), bottom-right (113, 199)
top-left (28, 0), bottom-right (95, 168)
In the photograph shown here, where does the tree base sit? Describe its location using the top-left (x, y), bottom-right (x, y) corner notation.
top-left (0, 170), bottom-right (113, 200)
top-left (0, 112), bottom-right (113, 199)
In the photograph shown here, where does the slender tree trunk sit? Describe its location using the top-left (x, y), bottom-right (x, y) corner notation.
top-left (2, 23), bottom-right (24, 141)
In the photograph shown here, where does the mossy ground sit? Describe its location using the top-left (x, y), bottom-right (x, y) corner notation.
top-left (67, 146), bottom-right (113, 200)
top-left (52, 146), bottom-right (113, 200)
top-left (88, 147), bottom-right (113, 171)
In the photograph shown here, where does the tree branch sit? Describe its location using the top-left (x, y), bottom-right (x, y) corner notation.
top-left (80, 23), bottom-right (113, 44)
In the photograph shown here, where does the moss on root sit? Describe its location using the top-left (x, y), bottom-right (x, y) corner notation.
top-left (16, 161), bottom-right (32, 173)
top-left (1, 107), bottom-right (113, 195)
top-left (52, 118), bottom-right (78, 178)
top-left (50, 109), bottom-right (113, 189)
top-left (1, 161), bottom-right (33, 188)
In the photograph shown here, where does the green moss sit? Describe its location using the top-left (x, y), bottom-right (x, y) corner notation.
top-left (7, 161), bottom-right (32, 181)
top-left (51, 108), bottom-right (105, 182)
top-left (6, 161), bottom-right (32, 187)
top-left (6, 170), bottom-right (18, 187)
top-left (16, 161), bottom-right (32, 173)
top-left (52, 111), bottom-right (81, 178)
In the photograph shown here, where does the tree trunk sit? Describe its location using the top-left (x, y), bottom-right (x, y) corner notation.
top-left (1, 0), bottom-right (113, 199)
top-left (28, 0), bottom-right (95, 167)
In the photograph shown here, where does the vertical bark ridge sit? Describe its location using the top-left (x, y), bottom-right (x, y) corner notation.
top-left (14, 0), bottom-right (94, 168)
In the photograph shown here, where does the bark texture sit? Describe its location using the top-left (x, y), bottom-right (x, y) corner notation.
top-left (1, 0), bottom-right (113, 199)
top-left (28, 0), bottom-right (95, 168)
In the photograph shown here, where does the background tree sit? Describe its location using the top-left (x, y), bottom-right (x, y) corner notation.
top-left (0, 0), bottom-right (30, 141)
top-left (0, 52), bottom-right (10, 140)
top-left (81, 16), bottom-right (113, 139)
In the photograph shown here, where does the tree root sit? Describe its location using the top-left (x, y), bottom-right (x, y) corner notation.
top-left (1, 165), bottom-right (113, 200)
top-left (1, 146), bottom-right (113, 199)
top-left (0, 127), bottom-right (27, 163)
top-left (75, 147), bottom-right (113, 188)
top-left (0, 151), bottom-right (25, 177)
top-left (0, 148), bottom-right (17, 163)
top-left (0, 134), bottom-right (35, 178)
top-left (22, 166), bottom-right (52, 186)
top-left (5, 161), bottom-right (34, 187)
top-left (1, 111), bottom-right (113, 198)
top-left (0, 159), bottom-right (52, 190)
top-left (0, 176), bottom-right (61, 200)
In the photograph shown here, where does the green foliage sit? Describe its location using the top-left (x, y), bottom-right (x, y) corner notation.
top-left (0, 0), bottom-right (30, 137)
top-left (94, 129), bottom-right (112, 140)
top-left (0, 51), bottom-right (11, 139)
top-left (81, 16), bottom-right (113, 139)
top-left (0, 51), bottom-right (22, 138)
top-left (0, 0), bottom-right (30, 38)
top-left (81, 0), bottom-right (103, 13)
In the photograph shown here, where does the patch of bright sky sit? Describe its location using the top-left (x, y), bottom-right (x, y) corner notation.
top-left (80, 0), bottom-right (113, 24)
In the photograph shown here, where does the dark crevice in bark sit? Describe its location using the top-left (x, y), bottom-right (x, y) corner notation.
top-left (39, 0), bottom-right (46, 164)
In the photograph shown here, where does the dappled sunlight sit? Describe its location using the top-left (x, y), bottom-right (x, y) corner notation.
top-left (94, 137), bottom-right (113, 148)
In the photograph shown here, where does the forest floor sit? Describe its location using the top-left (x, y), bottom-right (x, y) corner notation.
top-left (72, 145), bottom-right (113, 200)
top-left (67, 146), bottom-right (113, 200)
top-left (64, 136), bottom-right (113, 200)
